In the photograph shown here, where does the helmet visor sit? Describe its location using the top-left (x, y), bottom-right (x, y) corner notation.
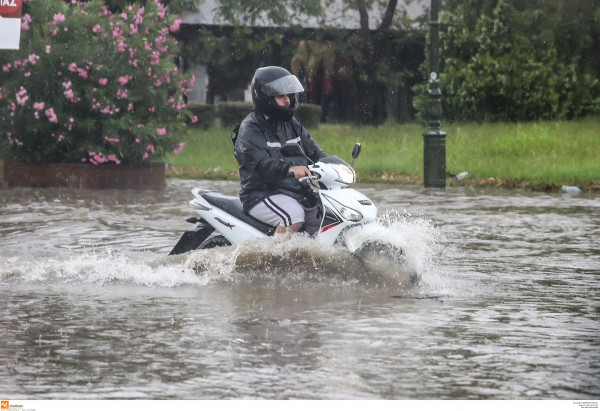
top-left (261, 74), bottom-right (304, 96)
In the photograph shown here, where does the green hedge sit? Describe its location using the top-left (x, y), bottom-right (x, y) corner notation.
top-left (189, 102), bottom-right (323, 130)
top-left (296, 103), bottom-right (321, 129)
top-left (215, 102), bottom-right (254, 129)
top-left (187, 102), bottom-right (215, 129)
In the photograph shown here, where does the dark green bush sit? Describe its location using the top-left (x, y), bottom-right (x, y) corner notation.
top-left (296, 103), bottom-right (321, 129)
top-left (187, 103), bottom-right (215, 129)
top-left (413, 0), bottom-right (600, 122)
top-left (214, 101), bottom-right (321, 130)
top-left (215, 102), bottom-right (254, 129)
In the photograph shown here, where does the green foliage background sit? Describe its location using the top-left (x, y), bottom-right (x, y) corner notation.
top-left (414, 0), bottom-right (600, 121)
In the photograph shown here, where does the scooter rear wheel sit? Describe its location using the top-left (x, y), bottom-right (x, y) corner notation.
top-left (198, 235), bottom-right (232, 249)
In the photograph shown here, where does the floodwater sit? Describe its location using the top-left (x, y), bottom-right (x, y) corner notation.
top-left (0, 179), bottom-right (598, 400)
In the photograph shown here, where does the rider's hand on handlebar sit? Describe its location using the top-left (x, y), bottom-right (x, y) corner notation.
top-left (288, 165), bottom-right (312, 180)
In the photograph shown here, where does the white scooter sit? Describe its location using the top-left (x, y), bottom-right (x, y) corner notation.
top-left (170, 143), bottom-right (415, 284)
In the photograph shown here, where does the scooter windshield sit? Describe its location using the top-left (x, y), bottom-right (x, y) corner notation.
top-left (319, 155), bottom-right (351, 167)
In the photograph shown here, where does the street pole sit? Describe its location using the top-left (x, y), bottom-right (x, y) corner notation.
top-left (423, 0), bottom-right (446, 188)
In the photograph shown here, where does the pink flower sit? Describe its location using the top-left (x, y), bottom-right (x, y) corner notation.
top-left (53, 13), bottom-right (66, 25)
top-left (16, 86), bottom-right (28, 106)
top-left (156, 128), bottom-right (166, 135)
top-left (191, 116), bottom-right (198, 123)
top-left (112, 27), bottom-right (122, 40)
top-left (150, 51), bottom-right (160, 65)
top-left (45, 108), bottom-right (58, 123)
top-left (33, 102), bottom-right (45, 111)
top-left (45, 45), bottom-right (52, 54)
top-left (173, 142), bottom-right (185, 154)
top-left (99, 78), bottom-right (108, 86)
top-left (170, 18), bottom-right (181, 32)
top-left (28, 54), bottom-right (40, 64)
top-left (21, 19), bottom-right (30, 31)
top-left (64, 89), bottom-right (74, 99)
top-left (156, 2), bottom-right (166, 19)
top-left (62, 81), bottom-right (72, 89)
top-left (118, 75), bottom-right (131, 86)
top-left (142, 152), bottom-right (149, 160)
top-left (107, 154), bottom-right (121, 165)
top-left (92, 24), bottom-right (103, 33)
top-left (146, 144), bottom-right (155, 154)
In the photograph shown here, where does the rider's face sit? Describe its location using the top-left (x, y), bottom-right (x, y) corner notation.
top-left (275, 94), bottom-right (290, 107)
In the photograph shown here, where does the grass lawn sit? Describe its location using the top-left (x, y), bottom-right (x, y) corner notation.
top-left (166, 116), bottom-right (600, 192)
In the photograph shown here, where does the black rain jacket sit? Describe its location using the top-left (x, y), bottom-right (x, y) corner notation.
top-left (234, 110), bottom-right (327, 212)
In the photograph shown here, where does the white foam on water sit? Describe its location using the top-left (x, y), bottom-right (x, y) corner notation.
top-left (0, 250), bottom-right (209, 287)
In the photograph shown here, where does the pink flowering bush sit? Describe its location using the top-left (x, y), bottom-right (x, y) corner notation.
top-left (0, 0), bottom-right (194, 165)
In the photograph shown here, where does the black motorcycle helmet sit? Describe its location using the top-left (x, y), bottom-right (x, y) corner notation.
top-left (251, 66), bottom-right (304, 121)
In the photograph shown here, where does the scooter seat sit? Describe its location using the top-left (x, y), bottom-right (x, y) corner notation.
top-left (201, 192), bottom-right (275, 235)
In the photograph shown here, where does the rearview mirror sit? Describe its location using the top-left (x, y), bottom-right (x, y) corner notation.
top-left (351, 143), bottom-right (361, 166)
top-left (352, 143), bottom-right (361, 160)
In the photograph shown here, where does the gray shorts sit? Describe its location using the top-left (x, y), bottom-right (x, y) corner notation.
top-left (249, 194), bottom-right (305, 227)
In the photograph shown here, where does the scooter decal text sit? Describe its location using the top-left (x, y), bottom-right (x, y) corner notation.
top-left (214, 216), bottom-right (235, 229)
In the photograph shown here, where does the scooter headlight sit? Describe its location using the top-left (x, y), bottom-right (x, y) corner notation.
top-left (333, 164), bottom-right (356, 184)
top-left (324, 195), bottom-right (363, 222)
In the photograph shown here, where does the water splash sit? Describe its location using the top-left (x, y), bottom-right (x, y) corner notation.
top-left (0, 251), bottom-right (207, 287)
top-left (0, 210), bottom-right (445, 293)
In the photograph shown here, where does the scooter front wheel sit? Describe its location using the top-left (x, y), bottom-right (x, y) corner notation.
top-left (198, 235), bottom-right (232, 250)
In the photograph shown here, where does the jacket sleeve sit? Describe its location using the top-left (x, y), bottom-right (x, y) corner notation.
top-left (235, 120), bottom-right (293, 182)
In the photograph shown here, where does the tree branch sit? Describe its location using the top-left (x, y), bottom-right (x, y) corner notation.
top-left (357, 0), bottom-right (370, 34)
top-left (380, 0), bottom-right (398, 30)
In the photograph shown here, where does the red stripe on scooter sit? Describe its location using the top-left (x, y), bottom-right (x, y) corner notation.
top-left (320, 222), bottom-right (341, 233)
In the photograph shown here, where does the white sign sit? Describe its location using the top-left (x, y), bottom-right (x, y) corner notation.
top-left (0, 0), bottom-right (23, 50)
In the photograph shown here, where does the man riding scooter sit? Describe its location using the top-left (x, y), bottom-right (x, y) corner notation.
top-left (233, 66), bottom-right (329, 234)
